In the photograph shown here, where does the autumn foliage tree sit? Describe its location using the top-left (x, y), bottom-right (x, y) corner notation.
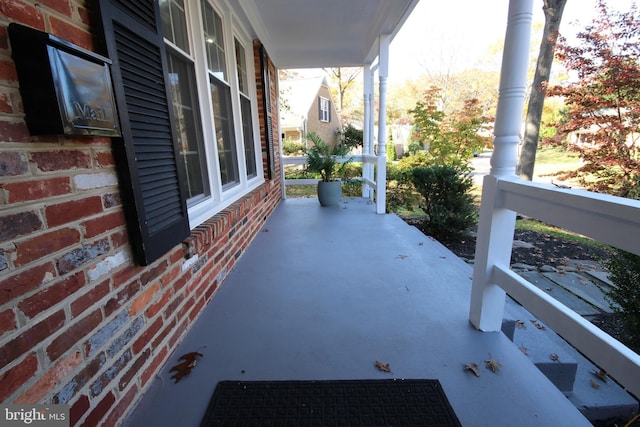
top-left (410, 86), bottom-right (491, 167)
top-left (545, 1), bottom-right (640, 197)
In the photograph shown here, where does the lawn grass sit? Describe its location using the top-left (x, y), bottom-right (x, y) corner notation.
top-left (285, 180), bottom-right (363, 198)
top-left (534, 145), bottom-right (581, 166)
top-left (285, 184), bottom-right (316, 198)
top-left (516, 218), bottom-right (611, 249)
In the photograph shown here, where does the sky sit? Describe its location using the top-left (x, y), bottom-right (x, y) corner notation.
top-left (388, 0), bottom-right (636, 82)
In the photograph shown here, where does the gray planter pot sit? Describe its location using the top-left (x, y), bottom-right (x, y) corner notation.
top-left (317, 180), bottom-right (342, 207)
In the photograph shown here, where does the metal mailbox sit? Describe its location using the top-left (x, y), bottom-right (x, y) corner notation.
top-left (9, 23), bottom-right (121, 137)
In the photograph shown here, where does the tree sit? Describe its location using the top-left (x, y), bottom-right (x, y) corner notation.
top-left (544, 1), bottom-right (640, 196)
top-left (409, 86), bottom-right (445, 150)
top-left (517, 0), bottom-right (568, 181)
top-left (324, 67), bottom-right (361, 112)
top-left (410, 87), bottom-right (491, 167)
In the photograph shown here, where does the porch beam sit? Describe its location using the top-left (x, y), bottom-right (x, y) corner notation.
top-left (469, 0), bottom-right (533, 331)
top-left (376, 34), bottom-right (390, 214)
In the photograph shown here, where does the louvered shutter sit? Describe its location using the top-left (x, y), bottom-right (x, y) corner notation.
top-left (98, 0), bottom-right (189, 265)
top-left (259, 44), bottom-right (276, 180)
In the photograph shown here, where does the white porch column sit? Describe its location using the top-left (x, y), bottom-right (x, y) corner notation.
top-left (362, 63), bottom-right (374, 199)
top-left (375, 34), bottom-right (389, 214)
top-left (469, 0), bottom-right (533, 331)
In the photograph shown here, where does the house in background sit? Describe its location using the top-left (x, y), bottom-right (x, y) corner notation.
top-left (280, 76), bottom-right (342, 147)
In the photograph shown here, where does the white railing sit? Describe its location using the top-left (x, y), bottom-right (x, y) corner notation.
top-left (282, 154), bottom-right (379, 194)
top-left (473, 175), bottom-right (640, 398)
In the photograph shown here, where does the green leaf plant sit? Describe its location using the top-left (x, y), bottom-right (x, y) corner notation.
top-left (305, 131), bottom-right (351, 182)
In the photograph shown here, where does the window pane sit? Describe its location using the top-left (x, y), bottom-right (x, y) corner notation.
top-left (201, 0), bottom-right (226, 81)
top-left (320, 97), bottom-right (330, 122)
top-left (240, 95), bottom-right (257, 178)
top-left (235, 38), bottom-right (248, 94)
top-left (210, 77), bottom-right (239, 186)
top-left (167, 51), bottom-right (208, 200)
top-left (159, 0), bottom-right (190, 54)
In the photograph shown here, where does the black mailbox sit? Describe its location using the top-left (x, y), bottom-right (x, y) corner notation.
top-left (9, 23), bottom-right (120, 137)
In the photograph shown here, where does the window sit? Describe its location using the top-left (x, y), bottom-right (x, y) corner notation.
top-left (161, 0), bottom-right (263, 224)
top-left (319, 97), bottom-right (330, 122)
top-left (100, 0), bottom-right (264, 263)
top-left (235, 38), bottom-right (257, 178)
top-left (161, 0), bottom-right (209, 203)
top-left (201, 1), bottom-right (226, 81)
top-left (209, 77), bottom-right (238, 186)
top-left (167, 53), bottom-right (208, 201)
top-left (202, 1), bottom-right (239, 188)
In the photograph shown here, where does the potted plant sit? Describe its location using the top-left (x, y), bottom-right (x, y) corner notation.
top-left (305, 131), bottom-right (351, 207)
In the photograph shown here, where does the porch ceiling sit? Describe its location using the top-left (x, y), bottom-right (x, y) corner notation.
top-left (237, 0), bottom-right (419, 68)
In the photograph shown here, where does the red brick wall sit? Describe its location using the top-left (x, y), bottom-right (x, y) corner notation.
top-left (0, 1), bottom-right (282, 425)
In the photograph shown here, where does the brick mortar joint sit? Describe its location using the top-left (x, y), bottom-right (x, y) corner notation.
top-left (181, 182), bottom-right (271, 257)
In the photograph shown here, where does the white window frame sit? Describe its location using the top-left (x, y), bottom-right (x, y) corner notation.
top-left (170, 0), bottom-right (264, 228)
top-left (233, 34), bottom-right (260, 179)
top-left (319, 96), bottom-right (330, 122)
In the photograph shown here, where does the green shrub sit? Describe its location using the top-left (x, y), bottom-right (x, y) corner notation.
top-left (282, 139), bottom-right (305, 155)
top-left (407, 140), bottom-right (425, 155)
top-left (342, 179), bottom-right (363, 197)
top-left (386, 164), bottom-right (420, 213)
top-left (343, 163), bottom-right (363, 179)
top-left (341, 124), bottom-right (363, 151)
top-left (410, 165), bottom-right (477, 241)
top-left (387, 142), bottom-right (397, 161)
top-left (397, 151), bottom-right (432, 170)
top-left (605, 249), bottom-right (640, 352)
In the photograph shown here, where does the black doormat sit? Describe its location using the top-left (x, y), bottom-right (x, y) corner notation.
top-left (200, 379), bottom-right (461, 426)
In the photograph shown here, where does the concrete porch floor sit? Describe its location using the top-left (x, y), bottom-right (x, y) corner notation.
top-left (124, 197), bottom-right (590, 426)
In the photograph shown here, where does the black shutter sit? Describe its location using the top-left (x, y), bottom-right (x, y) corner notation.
top-left (97, 0), bottom-right (189, 265)
top-left (259, 44), bottom-right (275, 180)
top-left (318, 97), bottom-right (322, 120)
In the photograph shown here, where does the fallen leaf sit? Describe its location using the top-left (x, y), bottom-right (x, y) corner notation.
top-left (375, 360), bottom-right (391, 373)
top-left (439, 256), bottom-right (446, 259)
top-left (515, 320), bottom-right (527, 329)
top-left (485, 358), bottom-right (502, 373)
top-left (530, 319), bottom-right (546, 330)
top-left (550, 353), bottom-right (560, 362)
top-left (544, 287), bottom-right (553, 291)
top-left (395, 255), bottom-right (408, 259)
top-left (519, 346), bottom-right (529, 356)
top-left (464, 363), bottom-right (480, 377)
top-left (262, 228), bottom-right (269, 232)
top-left (170, 352), bottom-right (203, 383)
top-left (591, 379), bottom-right (601, 389)
top-left (418, 242), bottom-right (424, 246)
top-left (591, 369), bottom-right (608, 382)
